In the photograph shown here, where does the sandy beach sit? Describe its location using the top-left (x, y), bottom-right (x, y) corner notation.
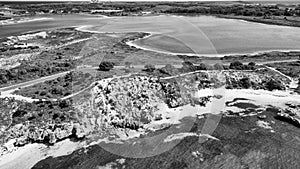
top-left (0, 139), bottom-right (83, 169)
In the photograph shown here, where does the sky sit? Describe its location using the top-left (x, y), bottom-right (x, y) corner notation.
top-left (0, 0), bottom-right (297, 3)
top-left (0, 0), bottom-right (294, 1)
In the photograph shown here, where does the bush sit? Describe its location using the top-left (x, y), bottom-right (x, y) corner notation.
top-left (229, 61), bottom-right (244, 70)
top-left (296, 78), bottom-right (300, 94)
top-left (213, 63), bottom-right (224, 70)
top-left (295, 85), bottom-right (300, 94)
top-left (159, 64), bottom-right (178, 75)
top-left (240, 77), bottom-right (251, 89)
top-left (196, 63), bottom-right (208, 70)
top-left (181, 61), bottom-right (196, 72)
top-left (248, 62), bottom-right (256, 67)
top-left (144, 64), bottom-right (155, 72)
top-left (99, 61), bottom-right (114, 71)
top-left (265, 79), bottom-right (285, 91)
top-left (247, 62), bottom-right (256, 70)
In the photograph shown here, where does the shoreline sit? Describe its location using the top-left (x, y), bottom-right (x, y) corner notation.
top-left (163, 13), bottom-right (300, 28)
top-left (2, 15), bottom-right (300, 58)
top-left (0, 17), bottom-right (53, 26)
top-left (76, 25), bottom-right (300, 58)
top-left (126, 34), bottom-right (300, 58)
top-left (215, 14), bottom-right (300, 28)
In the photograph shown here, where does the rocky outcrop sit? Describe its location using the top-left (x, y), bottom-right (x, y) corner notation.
top-left (91, 75), bottom-right (191, 131)
top-left (8, 122), bottom-right (86, 146)
top-left (93, 76), bottom-right (165, 130)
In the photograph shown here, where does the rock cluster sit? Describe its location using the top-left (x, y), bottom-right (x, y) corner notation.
top-left (7, 122), bottom-right (86, 146)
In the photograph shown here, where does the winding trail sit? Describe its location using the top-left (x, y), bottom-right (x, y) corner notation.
top-left (1, 59), bottom-right (299, 102)
top-left (265, 66), bottom-right (298, 89)
top-left (0, 71), bottom-right (71, 93)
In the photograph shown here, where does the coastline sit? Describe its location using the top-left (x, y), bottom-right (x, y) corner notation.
top-left (215, 14), bottom-right (300, 28)
top-left (164, 13), bottom-right (300, 28)
top-left (76, 24), bottom-right (300, 58)
top-left (0, 17), bottom-right (53, 26)
top-left (126, 34), bottom-right (300, 58)
top-left (2, 14), bottom-right (300, 58)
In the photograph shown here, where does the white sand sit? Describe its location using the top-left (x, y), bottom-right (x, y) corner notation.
top-left (196, 88), bottom-right (300, 108)
top-left (0, 139), bottom-right (83, 169)
top-left (164, 132), bottom-right (219, 142)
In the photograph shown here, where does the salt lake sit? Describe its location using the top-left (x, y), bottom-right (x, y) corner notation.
top-left (1, 15), bottom-right (300, 56)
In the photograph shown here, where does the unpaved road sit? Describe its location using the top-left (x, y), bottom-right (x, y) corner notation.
top-left (0, 59), bottom-right (298, 95)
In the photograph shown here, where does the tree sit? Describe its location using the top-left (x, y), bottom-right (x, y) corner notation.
top-left (144, 64), bottom-right (155, 72)
top-left (248, 62), bottom-right (256, 70)
top-left (98, 61), bottom-right (114, 71)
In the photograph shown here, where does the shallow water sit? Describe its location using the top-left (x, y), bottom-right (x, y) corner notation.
top-left (1, 15), bottom-right (300, 55)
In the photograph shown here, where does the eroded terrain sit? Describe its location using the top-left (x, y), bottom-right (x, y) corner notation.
top-left (0, 6), bottom-right (300, 168)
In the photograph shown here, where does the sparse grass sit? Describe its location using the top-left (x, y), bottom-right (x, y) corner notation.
top-left (266, 61), bottom-right (300, 78)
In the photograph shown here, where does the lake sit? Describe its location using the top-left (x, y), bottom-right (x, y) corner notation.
top-left (1, 15), bottom-right (300, 56)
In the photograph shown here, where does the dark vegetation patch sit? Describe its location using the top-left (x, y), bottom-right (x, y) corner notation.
top-left (230, 102), bottom-right (260, 109)
top-left (0, 98), bottom-right (76, 145)
top-left (12, 68), bottom-right (121, 100)
top-left (13, 71), bottom-right (94, 99)
top-left (266, 61), bottom-right (300, 78)
top-left (0, 28), bottom-right (94, 87)
top-left (0, 60), bottom-right (76, 87)
top-left (4, 1), bottom-right (300, 20)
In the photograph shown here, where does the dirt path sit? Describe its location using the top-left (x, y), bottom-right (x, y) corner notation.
top-left (1, 59), bottom-right (298, 101)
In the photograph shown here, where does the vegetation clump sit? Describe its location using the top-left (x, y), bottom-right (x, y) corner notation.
top-left (98, 61), bottom-right (114, 71)
top-left (159, 64), bottom-right (179, 76)
top-left (265, 79), bottom-right (285, 91)
top-left (144, 64), bottom-right (156, 72)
